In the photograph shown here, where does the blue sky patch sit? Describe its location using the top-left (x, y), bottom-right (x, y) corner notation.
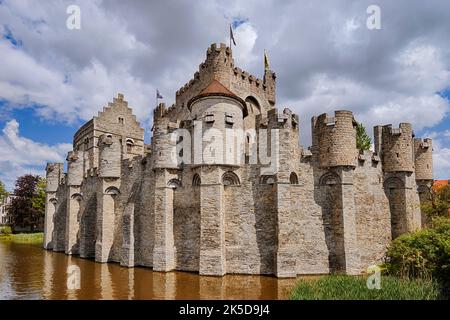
top-left (0, 106), bottom-right (78, 146)
top-left (2, 24), bottom-right (22, 46)
top-left (231, 17), bottom-right (249, 29)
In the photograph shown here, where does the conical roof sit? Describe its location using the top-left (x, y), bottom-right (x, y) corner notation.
top-left (199, 79), bottom-right (237, 97)
top-left (187, 79), bottom-right (246, 115)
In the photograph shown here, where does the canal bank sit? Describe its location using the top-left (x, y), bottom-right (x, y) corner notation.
top-left (0, 232), bottom-right (43, 244)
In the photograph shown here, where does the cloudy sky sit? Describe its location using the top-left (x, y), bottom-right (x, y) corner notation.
top-left (0, 0), bottom-right (449, 190)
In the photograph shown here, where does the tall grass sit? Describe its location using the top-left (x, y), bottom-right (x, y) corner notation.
top-left (0, 232), bottom-right (43, 244)
top-left (289, 275), bottom-right (439, 300)
top-left (0, 225), bottom-right (12, 235)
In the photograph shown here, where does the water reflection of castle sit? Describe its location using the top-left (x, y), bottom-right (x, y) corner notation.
top-left (40, 249), bottom-right (294, 299)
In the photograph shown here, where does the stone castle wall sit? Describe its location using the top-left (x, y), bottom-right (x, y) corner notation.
top-left (43, 43), bottom-right (433, 277)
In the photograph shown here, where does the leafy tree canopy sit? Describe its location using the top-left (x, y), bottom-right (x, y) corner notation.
top-left (31, 177), bottom-right (46, 214)
top-left (422, 184), bottom-right (450, 219)
top-left (8, 174), bottom-right (45, 232)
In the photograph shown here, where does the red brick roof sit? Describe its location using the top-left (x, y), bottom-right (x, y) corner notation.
top-left (433, 180), bottom-right (449, 191)
top-left (187, 79), bottom-right (247, 116)
top-left (432, 180), bottom-right (450, 215)
top-left (200, 79), bottom-right (237, 97)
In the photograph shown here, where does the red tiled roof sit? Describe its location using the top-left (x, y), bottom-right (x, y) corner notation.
top-left (433, 180), bottom-right (449, 191)
top-left (187, 79), bottom-right (246, 116)
top-left (200, 79), bottom-right (237, 97)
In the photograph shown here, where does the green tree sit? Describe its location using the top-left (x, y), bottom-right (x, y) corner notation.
top-left (0, 180), bottom-right (8, 203)
top-left (8, 174), bottom-right (45, 232)
top-left (31, 177), bottom-right (46, 215)
top-left (356, 122), bottom-right (372, 151)
top-left (421, 185), bottom-right (450, 219)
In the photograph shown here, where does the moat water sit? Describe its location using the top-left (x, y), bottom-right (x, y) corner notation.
top-left (0, 241), bottom-right (299, 300)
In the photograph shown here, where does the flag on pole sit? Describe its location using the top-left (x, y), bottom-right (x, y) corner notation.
top-left (264, 50), bottom-right (270, 71)
top-left (229, 24), bottom-right (236, 46)
top-left (156, 89), bottom-right (163, 99)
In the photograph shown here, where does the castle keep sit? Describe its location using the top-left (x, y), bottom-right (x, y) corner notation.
top-left (43, 43), bottom-right (433, 277)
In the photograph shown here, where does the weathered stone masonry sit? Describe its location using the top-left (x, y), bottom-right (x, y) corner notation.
top-left (43, 43), bottom-right (433, 277)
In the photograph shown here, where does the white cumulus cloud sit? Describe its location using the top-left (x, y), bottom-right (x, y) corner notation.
top-left (0, 0), bottom-right (450, 180)
top-left (0, 119), bottom-right (72, 190)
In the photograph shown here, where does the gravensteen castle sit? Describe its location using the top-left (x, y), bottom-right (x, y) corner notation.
top-left (43, 43), bottom-right (433, 277)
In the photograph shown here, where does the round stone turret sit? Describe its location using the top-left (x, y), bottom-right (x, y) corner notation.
top-left (414, 138), bottom-right (433, 180)
top-left (204, 43), bottom-right (233, 84)
top-left (380, 123), bottom-right (414, 173)
top-left (312, 110), bottom-right (357, 168)
top-left (98, 134), bottom-right (122, 178)
top-left (151, 103), bottom-right (178, 168)
top-left (188, 79), bottom-right (245, 165)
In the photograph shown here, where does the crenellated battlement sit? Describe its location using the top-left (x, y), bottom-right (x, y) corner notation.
top-left (266, 107), bottom-right (299, 130)
top-left (375, 123), bottom-right (414, 173)
top-left (205, 42), bottom-right (233, 67)
top-left (175, 43), bottom-right (233, 98)
top-left (153, 102), bottom-right (167, 121)
top-left (356, 149), bottom-right (381, 168)
top-left (232, 67), bottom-right (266, 91)
top-left (312, 110), bottom-right (358, 168)
top-left (173, 43), bottom-right (276, 117)
top-left (414, 137), bottom-right (433, 180)
top-left (414, 137), bottom-right (432, 149)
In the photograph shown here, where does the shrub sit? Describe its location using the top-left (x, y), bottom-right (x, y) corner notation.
top-left (0, 226), bottom-right (12, 235)
top-left (289, 275), bottom-right (439, 300)
top-left (384, 216), bottom-right (450, 298)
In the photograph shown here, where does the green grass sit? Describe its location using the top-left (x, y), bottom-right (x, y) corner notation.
top-left (0, 232), bottom-right (43, 244)
top-left (289, 275), bottom-right (440, 300)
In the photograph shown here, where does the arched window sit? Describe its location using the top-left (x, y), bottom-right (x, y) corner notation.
top-left (290, 172), bottom-right (299, 185)
top-left (70, 193), bottom-right (83, 222)
top-left (222, 171), bottom-right (240, 186)
top-left (126, 139), bottom-right (134, 153)
top-left (167, 179), bottom-right (182, 189)
top-left (105, 186), bottom-right (120, 196)
top-left (244, 96), bottom-right (260, 118)
top-left (260, 175), bottom-right (275, 185)
top-left (192, 174), bottom-right (201, 186)
top-left (417, 184), bottom-right (431, 202)
top-left (71, 193), bottom-right (83, 201)
top-left (417, 184), bottom-right (430, 194)
top-left (319, 172), bottom-right (341, 186)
